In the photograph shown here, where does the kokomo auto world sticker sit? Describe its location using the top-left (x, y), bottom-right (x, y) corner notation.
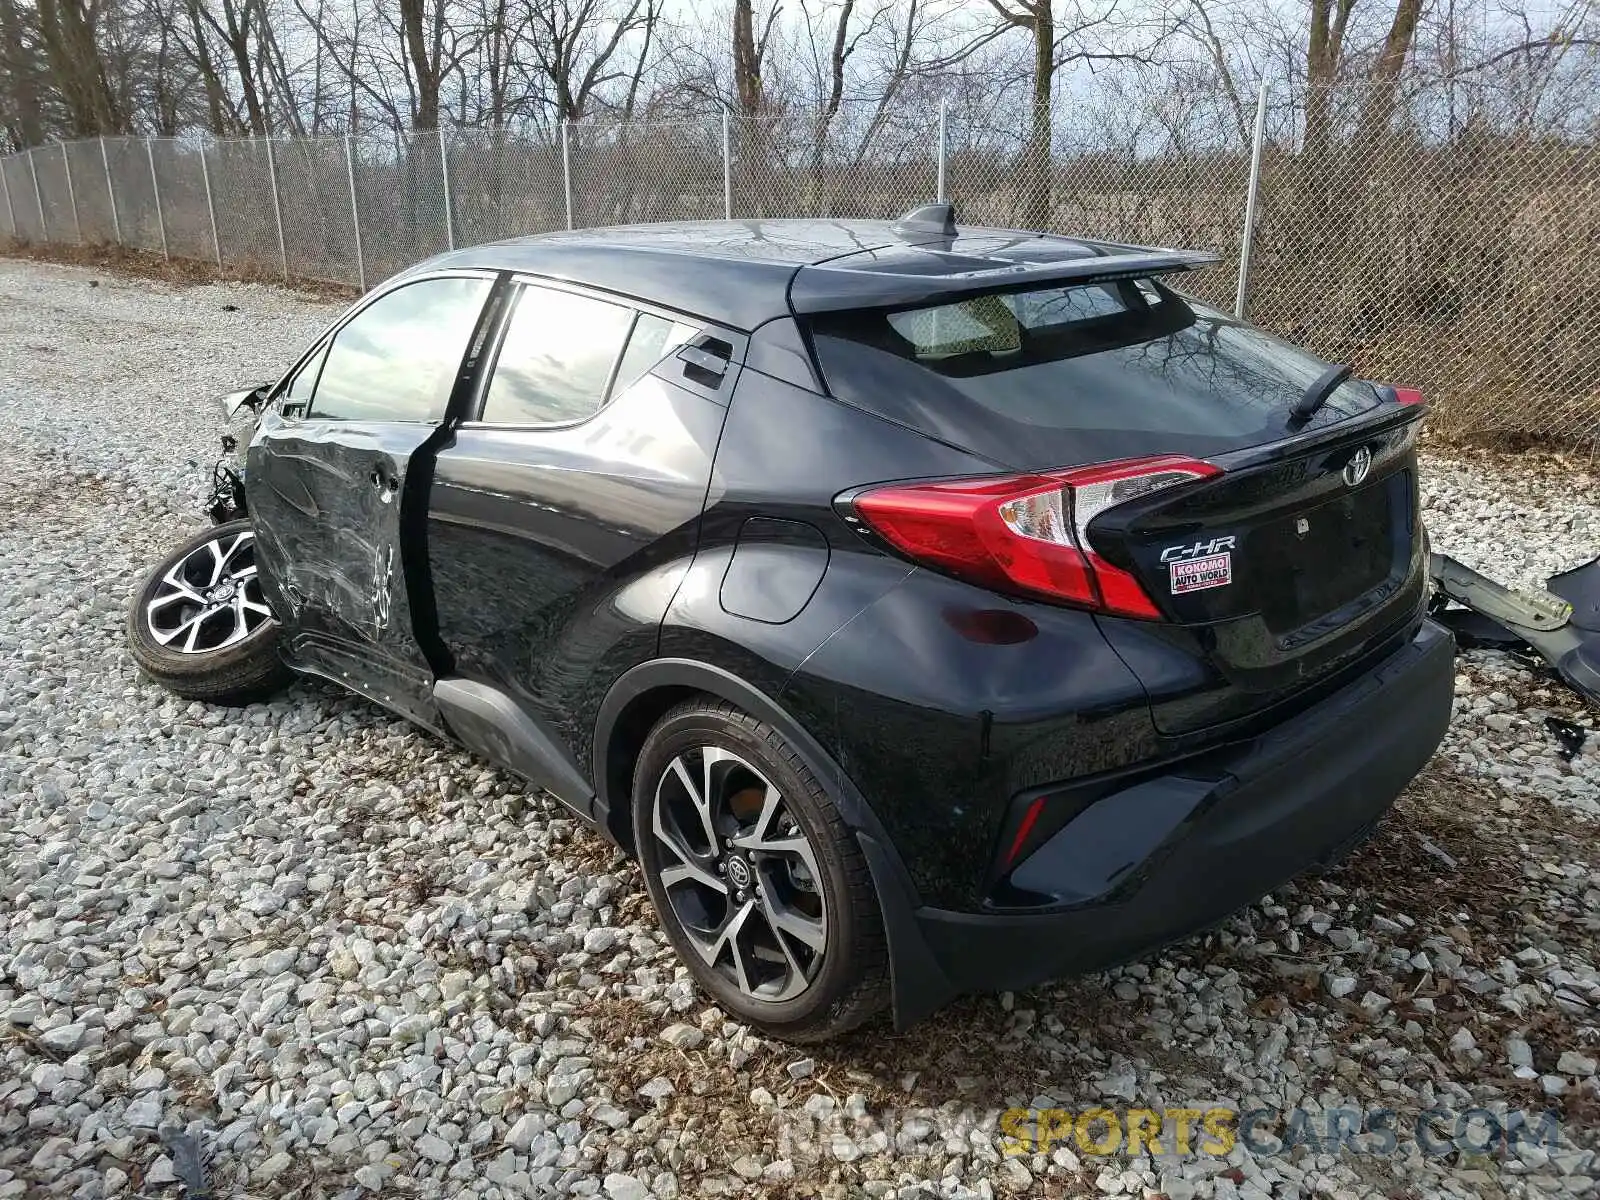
top-left (1169, 552), bottom-right (1233, 593)
top-left (1161, 536), bottom-right (1235, 594)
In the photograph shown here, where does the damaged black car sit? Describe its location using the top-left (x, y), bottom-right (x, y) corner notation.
top-left (129, 209), bottom-right (1467, 1041)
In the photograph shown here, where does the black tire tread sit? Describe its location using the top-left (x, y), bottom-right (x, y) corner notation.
top-left (639, 696), bottom-right (891, 1043)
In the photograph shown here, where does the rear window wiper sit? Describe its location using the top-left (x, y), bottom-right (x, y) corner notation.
top-left (1288, 363), bottom-right (1352, 427)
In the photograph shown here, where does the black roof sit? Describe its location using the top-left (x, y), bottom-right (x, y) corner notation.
top-left (411, 218), bottom-right (1218, 330)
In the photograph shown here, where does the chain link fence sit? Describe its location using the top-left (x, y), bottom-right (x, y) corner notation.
top-left (1, 82), bottom-right (1595, 448)
top-left (1244, 85), bottom-right (1600, 446)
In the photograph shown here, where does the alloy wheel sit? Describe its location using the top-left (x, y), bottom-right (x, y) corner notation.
top-left (144, 528), bottom-right (273, 654)
top-left (650, 745), bottom-right (828, 1003)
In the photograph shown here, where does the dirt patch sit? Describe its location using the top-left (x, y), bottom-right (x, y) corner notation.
top-left (0, 237), bottom-right (358, 302)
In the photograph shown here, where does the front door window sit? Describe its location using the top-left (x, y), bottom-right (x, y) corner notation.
top-left (310, 276), bottom-right (493, 422)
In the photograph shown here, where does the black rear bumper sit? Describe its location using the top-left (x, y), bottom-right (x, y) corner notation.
top-left (877, 618), bottom-right (1455, 1024)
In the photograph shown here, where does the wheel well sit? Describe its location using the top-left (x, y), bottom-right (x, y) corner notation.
top-left (601, 684), bottom-right (700, 852)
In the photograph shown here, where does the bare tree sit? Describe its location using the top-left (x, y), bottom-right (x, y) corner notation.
top-left (399, 0), bottom-right (446, 128)
top-left (192, 0), bottom-right (271, 133)
top-left (517, 0), bottom-right (662, 122)
top-left (797, 0), bottom-right (868, 204)
top-left (1305, 0), bottom-right (1357, 156)
top-left (182, 0), bottom-right (240, 132)
top-left (0, 0), bottom-right (50, 147)
top-left (979, 0), bottom-right (1160, 226)
top-left (1353, 0), bottom-right (1425, 142)
top-left (36, 0), bottom-right (122, 134)
top-left (1172, 0), bottom-right (1253, 145)
top-left (732, 0), bottom-right (780, 114)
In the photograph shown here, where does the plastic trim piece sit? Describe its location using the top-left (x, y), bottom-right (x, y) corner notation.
top-left (1430, 552), bottom-right (1600, 704)
top-left (435, 677), bottom-right (598, 821)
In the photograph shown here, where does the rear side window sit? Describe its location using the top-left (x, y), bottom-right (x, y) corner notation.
top-left (310, 277), bottom-right (491, 422)
top-left (481, 284), bottom-right (633, 425)
top-left (808, 279), bottom-right (1383, 464)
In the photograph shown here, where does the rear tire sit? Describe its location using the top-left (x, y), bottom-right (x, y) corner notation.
top-left (126, 519), bottom-right (291, 705)
top-left (632, 698), bottom-right (890, 1043)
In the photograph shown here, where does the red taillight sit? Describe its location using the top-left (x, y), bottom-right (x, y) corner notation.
top-left (851, 455), bottom-right (1220, 619)
top-left (1392, 386), bottom-right (1425, 406)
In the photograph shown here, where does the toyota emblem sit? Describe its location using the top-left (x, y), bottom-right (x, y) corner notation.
top-left (1343, 446), bottom-right (1373, 487)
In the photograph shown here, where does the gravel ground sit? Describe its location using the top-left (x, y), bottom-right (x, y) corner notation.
top-left (2, 256), bottom-right (1599, 1200)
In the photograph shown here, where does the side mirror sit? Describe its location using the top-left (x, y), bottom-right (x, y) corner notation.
top-left (219, 384), bottom-right (270, 419)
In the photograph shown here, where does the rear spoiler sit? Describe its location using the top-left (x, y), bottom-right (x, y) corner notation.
top-left (788, 247), bottom-right (1222, 314)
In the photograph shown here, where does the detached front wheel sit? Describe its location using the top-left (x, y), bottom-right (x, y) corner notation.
top-left (126, 519), bottom-right (291, 704)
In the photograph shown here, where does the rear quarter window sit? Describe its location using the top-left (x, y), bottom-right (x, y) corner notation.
top-left (807, 279), bottom-right (1382, 466)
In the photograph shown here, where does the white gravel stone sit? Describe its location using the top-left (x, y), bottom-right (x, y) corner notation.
top-left (29, 1138), bottom-right (71, 1173)
top-left (603, 1174), bottom-right (649, 1200)
top-left (415, 1133), bottom-right (455, 1163)
top-left (144, 1158), bottom-right (176, 1186)
top-left (5, 997), bottom-right (43, 1025)
top-left (1325, 973), bottom-right (1358, 998)
top-left (354, 1164), bottom-right (390, 1190)
top-left (1096, 1069), bottom-right (1139, 1102)
top-left (659, 1023), bottom-right (703, 1050)
top-left (638, 1076), bottom-right (675, 1100)
top-left (506, 1112), bottom-right (544, 1151)
top-left (253, 1152), bottom-right (293, 1183)
top-left (35, 1023), bottom-right (85, 1053)
top-left (1556, 1049), bottom-right (1597, 1076)
top-left (123, 1094), bottom-right (163, 1129)
top-left (1359, 990), bottom-right (1392, 1019)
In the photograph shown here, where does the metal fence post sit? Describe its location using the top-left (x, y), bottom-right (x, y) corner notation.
top-left (438, 125), bottom-right (456, 250)
top-left (936, 100), bottom-right (948, 202)
top-left (345, 134), bottom-right (367, 292)
top-left (28, 148), bottom-right (45, 241)
top-left (561, 123), bottom-right (574, 231)
top-left (264, 137), bottom-right (288, 281)
top-left (101, 136), bottom-right (122, 245)
top-left (61, 143), bottom-right (82, 242)
top-left (199, 145), bottom-right (222, 270)
top-left (1, 158), bottom-right (16, 239)
top-left (147, 138), bottom-right (170, 259)
top-left (722, 107), bottom-right (733, 220)
top-left (1234, 82), bottom-right (1270, 321)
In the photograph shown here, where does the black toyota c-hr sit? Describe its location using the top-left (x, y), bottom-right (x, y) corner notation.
top-left (128, 205), bottom-right (1454, 1041)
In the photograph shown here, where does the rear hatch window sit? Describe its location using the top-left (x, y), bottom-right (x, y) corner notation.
top-left (807, 278), bottom-right (1383, 467)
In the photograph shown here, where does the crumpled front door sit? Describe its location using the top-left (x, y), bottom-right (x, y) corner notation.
top-left (247, 408), bottom-right (447, 730)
